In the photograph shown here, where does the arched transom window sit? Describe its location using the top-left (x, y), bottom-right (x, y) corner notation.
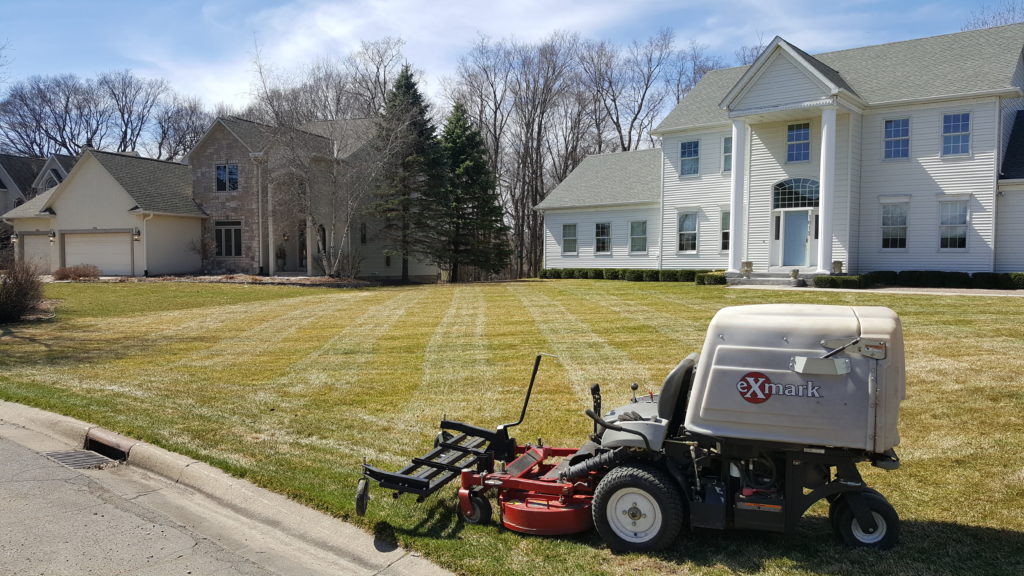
top-left (773, 178), bottom-right (819, 209)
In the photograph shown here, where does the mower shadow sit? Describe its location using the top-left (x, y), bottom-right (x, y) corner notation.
top-left (650, 517), bottom-right (1024, 576)
top-left (372, 499), bottom-right (464, 545)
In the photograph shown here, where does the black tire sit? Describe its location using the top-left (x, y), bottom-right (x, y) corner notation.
top-left (833, 492), bottom-right (900, 550)
top-left (592, 465), bottom-right (684, 553)
top-left (457, 493), bottom-right (492, 525)
top-left (828, 488), bottom-right (882, 533)
top-left (355, 477), bottom-right (369, 517)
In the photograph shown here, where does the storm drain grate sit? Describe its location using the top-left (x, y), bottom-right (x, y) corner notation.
top-left (43, 450), bottom-right (117, 470)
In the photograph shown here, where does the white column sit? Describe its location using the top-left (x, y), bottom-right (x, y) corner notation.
top-left (728, 120), bottom-right (748, 273)
top-left (817, 107), bottom-right (836, 274)
top-left (267, 180), bottom-right (275, 276)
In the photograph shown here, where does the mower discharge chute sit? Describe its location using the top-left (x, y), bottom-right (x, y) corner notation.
top-left (358, 304), bottom-right (906, 552)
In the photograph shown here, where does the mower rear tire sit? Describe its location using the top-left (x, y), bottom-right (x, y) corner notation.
top-left (458, 493), bottom-right (492, 525)
top-left (832, 492), bottom-right (899, 549)
top-left (593, 464), bottom-right (684, 553)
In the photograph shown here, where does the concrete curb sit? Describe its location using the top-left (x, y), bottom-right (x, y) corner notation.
top-left (0, 400), bottom-right (451, 576)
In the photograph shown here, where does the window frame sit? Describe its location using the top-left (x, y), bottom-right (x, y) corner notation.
top-left (720, 208), bottom-right (730, 252)
top-left (722, 136), bottom-right (733, 173)
top-left (680, 140), bottom-right (700, 176)
top-left (938, 198), bottom-right (969, 250)
top-left (883, 118), bottom-right (910, 160)
top-left (561, 223), bottom-right (578, 255)
top-left (215, 163), bottom-right (239, 192)
top-left (941, 112), bottom-right (971, 157)
top-left (677, 210), bottom-right (699, 253)
top-left (595, 222), bottom-right (612, 254)
top-left (214, 219), bottom-right (243, 257)
top-left (880, 201), bottom-right (908, 250)
top-left (629, 220), bottom-right (648, 254)
top-left (787, 123), bottom-right (811, 163)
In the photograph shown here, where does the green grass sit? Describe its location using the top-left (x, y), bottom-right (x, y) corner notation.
top-left (1, 280), bottom-right (1023, 575)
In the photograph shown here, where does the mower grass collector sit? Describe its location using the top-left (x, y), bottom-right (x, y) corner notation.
top-left (357, 304), bottom-right (906, 552)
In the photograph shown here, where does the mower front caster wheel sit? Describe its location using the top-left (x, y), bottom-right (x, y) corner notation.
top-left (457, 494), bottom-right (492, 525)
top-left (355, 478), bottom-right (369, 517)
top-left (832, 492), bottom-right (900, 549)
top-left (593, 465), bottom-right (684, 553)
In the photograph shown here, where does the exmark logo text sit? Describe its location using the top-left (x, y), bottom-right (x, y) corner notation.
top-left (736, 372), bottom-right (822, 404)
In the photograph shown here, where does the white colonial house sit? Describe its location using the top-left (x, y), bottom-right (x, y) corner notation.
top-left (537, 23), bottom-right (1024, 276)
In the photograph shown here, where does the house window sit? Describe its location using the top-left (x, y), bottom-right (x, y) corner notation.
top-left (562, 224), bottom-right (577, 254)
top-left (884, 119), bottom-right (910, 159)
top-left (678, 212), bottom-right (698, 252)
top-left (214, 220), bottom-right (242, 257)
top-left (939, 200), bottom-right (968, 249)
top-left (942, 113), bottom-right (970, 156)
top-left (680, 140), bottom-right (699, 176)
top-left (595, 222), bottom-right (611, 254)
top-left (787, 123), bottom-right (810, 162)
top-left (360, 222), bottom-right (367, 244)
top-left (630, 221), bottom-right (647, 253)
top-left (773, 178), bottom-right (820, 209)
top-left (215, 164), bottom-right (239, 191)
top-left (881, 203), bottom-right (908, 249)
top-left (721, 210), bottom-right (730, 251)
top-left (722, 136), bottom-right (732, 172)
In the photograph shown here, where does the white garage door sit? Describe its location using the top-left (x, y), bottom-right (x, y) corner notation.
top-left (65, 232), bottom-right (133, 275)
top-left (22, 234), bottom-right (51, 273)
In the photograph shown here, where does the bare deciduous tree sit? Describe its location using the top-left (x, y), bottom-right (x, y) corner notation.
top-left (150, 95), bottom-right (212, 161)
top-left (99, 70), bottom-right (167, 152)
top-left (670, 40), bottom-right (728, 103)
top-left (735, 33), bottom-right (769, 66)
top-left (962, 1), bottom-right (1024, 29)
top-left (346, 37), bottom-right (406, 116)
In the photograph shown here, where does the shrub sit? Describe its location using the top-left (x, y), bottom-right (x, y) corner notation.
top-left (603, 268), bottom-right (620, 280)
top-left (587, 268), bottom-right (604, 279)
top-left (643, 269), bottom-right (660, 282)
top-left (896, 270), bottom-right (927, 287)
top-left (1010, 273), bottom-right (1024, 290)
top-left (659, 269), bottom-right (680, 282)
top-left (53, 264), bottom-right (102, 281)
top-left (814, 275), bottom-right (863, 289)
top-left (624, 269), bottom-right (645, 281)
top-left (572, 268), bottom-right (588, 279)
top-left (696, 271), bottom-right (727, 285)
top-left (940, 271), bottom-right (972, 289)
top-left (970, 272), bottom-right (1009, 289)
top-left (861, 270), bottom-right (898, 288)
top-left (678, 269), bottom-right (697, 282)
top-left (0, 261), bottom-right (43, 323)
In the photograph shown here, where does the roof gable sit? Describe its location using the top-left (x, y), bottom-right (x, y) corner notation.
top-left (0, 154), bottom-right (46, 194)
top-left (535, 148), bottom-right (662, 210)
top-left (31, 155), bottom-right (74, 191)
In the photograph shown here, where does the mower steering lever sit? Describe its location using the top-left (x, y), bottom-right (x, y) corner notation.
top-left (584, 409), bottom-right (652, 451)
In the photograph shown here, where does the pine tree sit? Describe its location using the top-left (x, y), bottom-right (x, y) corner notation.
top-left (373, 65), bottom-right (443, 282)
top-left (424, 101), bottom-right (511, 282)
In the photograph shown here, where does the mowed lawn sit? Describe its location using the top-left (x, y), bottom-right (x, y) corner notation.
top-left (1, 280), bottom-right (1023, 576)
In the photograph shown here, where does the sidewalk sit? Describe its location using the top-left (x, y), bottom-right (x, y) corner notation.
top-left (0, 402), bottom-right (451, 576)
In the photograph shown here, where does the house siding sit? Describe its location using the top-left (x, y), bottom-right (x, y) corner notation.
top-left (734, 53), bottom-right (826, 112)
top-left (660, 130), bottom-right (732, 269)
top-left (858, 98), bottom-right (998, 272)
top-left (995, 188), bottom-right (1024, 271)
top-left (543, 205), bottom-right (660, 269)
top-left (144, 216), bottom-right (202, 275)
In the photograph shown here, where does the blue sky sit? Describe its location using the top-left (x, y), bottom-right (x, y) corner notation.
top-left (0, 0), bottom-right (1005, 109)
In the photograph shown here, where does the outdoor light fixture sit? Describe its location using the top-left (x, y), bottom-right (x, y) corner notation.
top-left (48, 230), bottom-right (56, 243)
top-left (10, 231), bottom-right (18, 243)
top-left (283, 232), bottom-right (289, 241)
top-left (133, 228), bottom-right (141, 241)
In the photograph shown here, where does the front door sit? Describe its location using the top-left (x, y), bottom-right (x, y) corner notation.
top-left (782, 210), bottom-right (809, 266)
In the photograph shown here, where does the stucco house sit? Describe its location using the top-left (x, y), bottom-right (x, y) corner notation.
top-left (538, 23), bottom-right (1024, 276)
top-left (3, 149), bottom-right (204, 276)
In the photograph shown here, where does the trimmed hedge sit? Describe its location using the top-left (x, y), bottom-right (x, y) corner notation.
top-left (813, 275), bottom-right (863, 289)
top-left (696, 271), bottom-right (727, 285)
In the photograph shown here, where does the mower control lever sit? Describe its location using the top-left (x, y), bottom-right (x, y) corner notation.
top-left (500, 353), bottom-right (557, 433)
top-left (584, 409), bottom-right (652, 451)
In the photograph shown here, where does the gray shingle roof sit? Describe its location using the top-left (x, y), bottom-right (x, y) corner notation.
top-left (658, 22), bottom-right (1024, 133)
top-left (88, 150), bottom-right (205, 217)
top-left (219, 116), bottom-right (333, 157)
top-left (535, 148), bottom-right (662, 210)
top-left (1002, 111), bottom-right (1024, 180)
top-left (0, 154), bottom-right (46, 192)
top-left (1, 187), bottom-right (55, 219)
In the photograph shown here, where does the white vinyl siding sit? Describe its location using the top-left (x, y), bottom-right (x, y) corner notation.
top-left (733, 52), bottom-right (829, 111)
top-left (995, 188), bottom-right (1024, 272)
top-left (542, 206), bottom-right (660, 268)
top-left (858, 99), bottom-right (997, 272)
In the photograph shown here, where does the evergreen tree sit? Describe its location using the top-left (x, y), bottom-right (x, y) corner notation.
top-left (424, 101), bottom-right (511, 282)
top-left (373, 64), bottom-right (444, 282)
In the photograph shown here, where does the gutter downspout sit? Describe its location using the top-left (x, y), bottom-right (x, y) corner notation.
top-left (658, 147), bottom-right (665, 271)
top-left (141, 212), bottom-right (154, 277)
top-left (251, 152), bottom-right (264, 275)
top-left (992, 98), bottom-right (1001, 273)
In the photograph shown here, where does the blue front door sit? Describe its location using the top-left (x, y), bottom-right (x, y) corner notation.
top-left (783, 211), bottom-right (809, 266)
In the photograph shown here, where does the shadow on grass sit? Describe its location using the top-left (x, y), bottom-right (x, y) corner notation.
top-left (373, 499), bottom-right (464, 545)
top-left (640, 517), bottom-right (1024, 576)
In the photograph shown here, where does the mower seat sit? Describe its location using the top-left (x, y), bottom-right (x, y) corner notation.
top-left (658, 353), bottom-right (698, 436)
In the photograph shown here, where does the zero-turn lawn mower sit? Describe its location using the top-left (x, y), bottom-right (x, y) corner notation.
top-left (357, 304), bottom-right (906, 552)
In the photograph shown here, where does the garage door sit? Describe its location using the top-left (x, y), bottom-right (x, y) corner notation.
top-left (22, 234), bottom-right (51, 273)
top-left (65, 232), bottom-right (132, 275)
